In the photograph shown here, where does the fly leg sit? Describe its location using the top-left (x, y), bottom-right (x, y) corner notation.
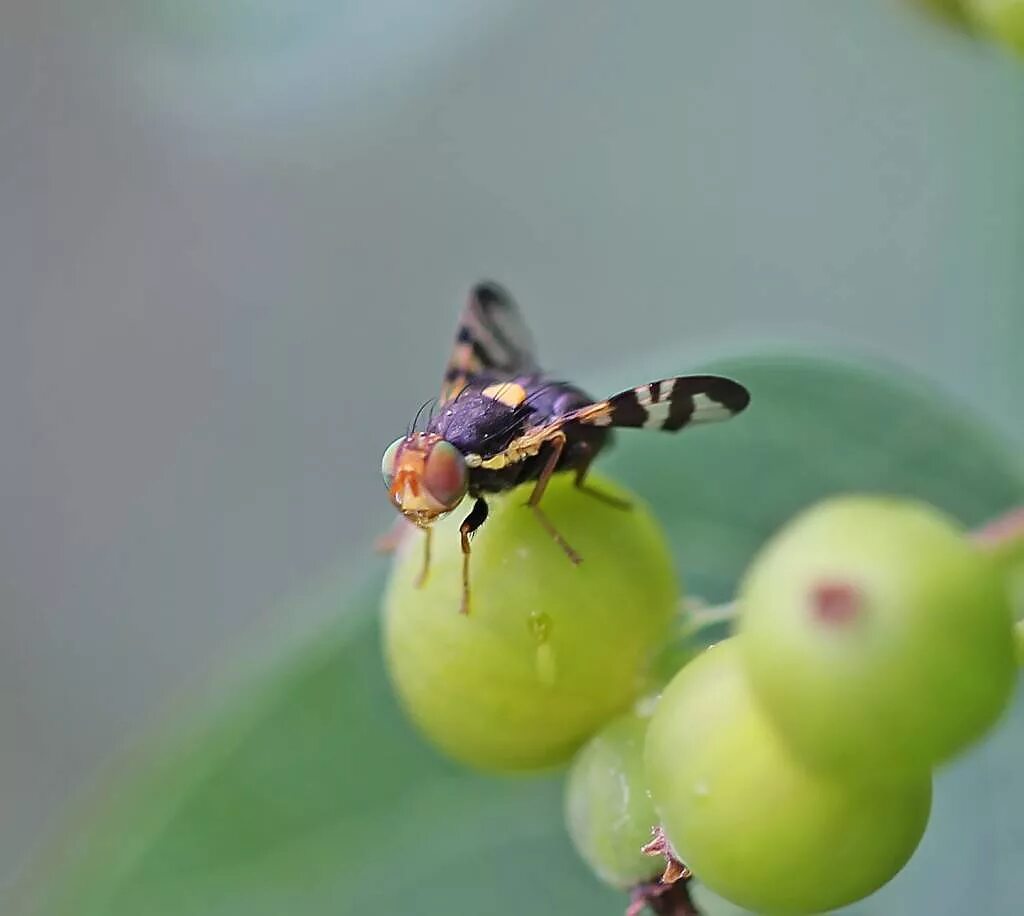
top-left (415, 526), bottom-right (432, 588)
top-left (376, 517), bottom-right (432, 588)
top-left (573, 443), bottom-right (632, 510)
top-left (527, 432), bottom-right (582, 565)
top-left (374, 516), bottom-right (415, 553)
top-left (459, 497), bottom-right (489, 615)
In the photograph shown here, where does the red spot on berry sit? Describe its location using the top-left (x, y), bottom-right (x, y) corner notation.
top-left (810, 581), bottom-right (862, 625)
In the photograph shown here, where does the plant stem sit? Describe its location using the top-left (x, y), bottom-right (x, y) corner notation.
top-left (627, 877), bottom-right (700, 916)
top-left (973, 506), bottom-right (1024, 577)
top-left (648, 879), bottom-right (700, 916)
top-left (972, 507), bottom-right (1024, 654)
top-left (677, 600), bottom-right (737, 641)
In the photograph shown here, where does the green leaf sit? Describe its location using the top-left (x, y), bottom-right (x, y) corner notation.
top-left (18, 354), bottom-right (1024, 916)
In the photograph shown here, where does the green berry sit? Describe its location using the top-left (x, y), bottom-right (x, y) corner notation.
top-left (383, 473), bottom-right (677, 771)
top-left (645, 640), bottom-right (932, 915)
top-left (738, 496), bottom-right (1016, 774)
top-left (966, 0), bottom-right (1024, 54)
top-left (564, 711), bottom-right (661, 889)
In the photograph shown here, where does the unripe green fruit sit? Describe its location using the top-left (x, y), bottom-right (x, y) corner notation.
top-left (383, 473), bottom-right (677, 771)
top-left (966, 0), bottom-right (1024, 53)
top-left (645, 641), bottom-right (932, 915)
top-left (738, 496), bottom-right (1016, 774)
top-left (565, 711), bottom-right (661, 889)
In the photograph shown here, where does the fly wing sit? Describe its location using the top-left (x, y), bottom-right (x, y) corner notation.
top-left (467, 374), bottom-right (750, 473)
top-left (440, 281), bottom-right (539, 404)
top-left (567, 375), bottom-right (750, 431)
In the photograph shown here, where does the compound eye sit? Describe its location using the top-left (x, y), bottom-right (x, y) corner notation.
top-left (423, 440), bottom-right (468, 508)
top-left (381, 437), bottom-right (404, 489)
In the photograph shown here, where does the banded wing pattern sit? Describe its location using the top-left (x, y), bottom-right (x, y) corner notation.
top-left (440, 281), bottom-right (539, 404)
top-left (384, 278), bottom-right (752, 615)
top-left (465, 374), bottom-right (750, 473)
top-left (569, 375), bottom-right (750, 431)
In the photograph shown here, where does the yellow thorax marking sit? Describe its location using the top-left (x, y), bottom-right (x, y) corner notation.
top-left (482, 381), bottom-right (528, 408)
top-left (464, 426), bottom-right (559, 471)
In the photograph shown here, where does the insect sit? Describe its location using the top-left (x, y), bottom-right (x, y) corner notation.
top-left (381, 281), bottom-right (750, 614)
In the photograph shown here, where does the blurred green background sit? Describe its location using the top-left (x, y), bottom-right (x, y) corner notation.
top-left (1, 0), bottom-right (1022, 912)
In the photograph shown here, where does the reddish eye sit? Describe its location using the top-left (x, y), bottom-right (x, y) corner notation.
top-left (424, 441), bottom-right (468, 508)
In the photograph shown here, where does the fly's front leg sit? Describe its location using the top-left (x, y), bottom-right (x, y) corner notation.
top-left (527, 432), bottom-right (582, 565)
top-left (375, 516), bottom-right (415, 553)
top-left (459, 497), bottom-right (489, 615)
top-left (377, 517), bottom-right (432, 588)
top-left (414, 526), bottom-right (432, 588)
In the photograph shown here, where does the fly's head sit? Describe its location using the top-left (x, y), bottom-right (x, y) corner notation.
top-left (381, 433), bottom-right (469, 527)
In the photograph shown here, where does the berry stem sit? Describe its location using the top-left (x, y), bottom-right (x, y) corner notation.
top-left (678, 600), bottom-right (737, 640)
top-left (972, 506), bottom-right (1024, 631)
top-left (972, 506), bottom-right (1024, 667)
top-left (973, 506), bottom-right (1024, 574)
top-left (627, 877), bottom-right (700, 916)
